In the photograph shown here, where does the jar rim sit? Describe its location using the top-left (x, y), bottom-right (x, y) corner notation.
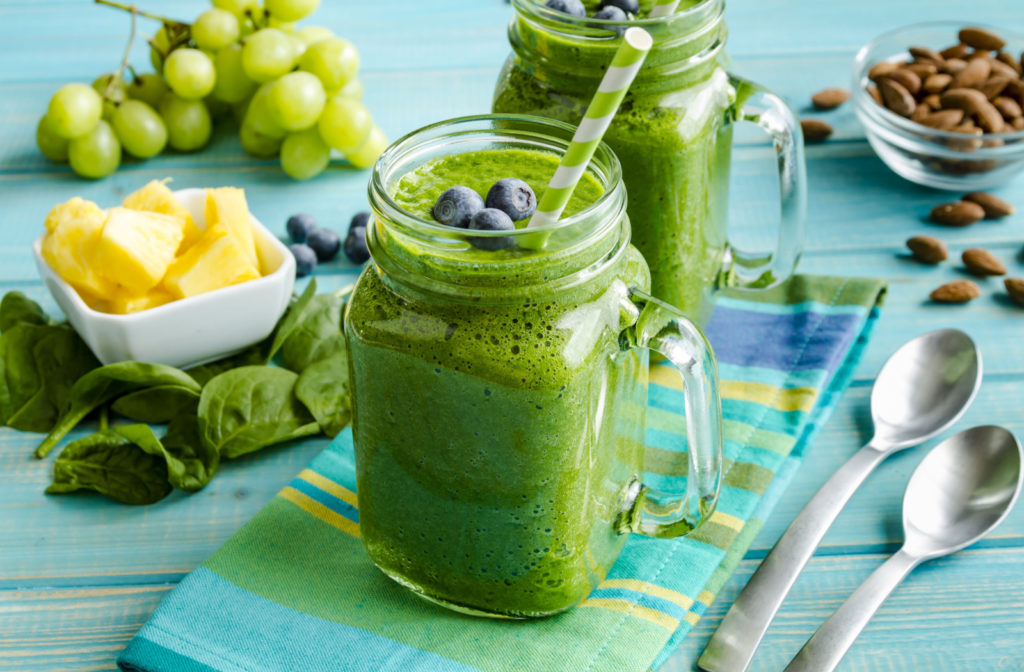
top-left (510, 0), bottom-right (724, 34)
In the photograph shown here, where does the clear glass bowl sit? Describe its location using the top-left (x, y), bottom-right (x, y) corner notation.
top-left (852, 21), bottom-right (1024, 190)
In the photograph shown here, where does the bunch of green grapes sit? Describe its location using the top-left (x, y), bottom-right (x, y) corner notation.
top-left (36, 0), bottom-right (386, 180)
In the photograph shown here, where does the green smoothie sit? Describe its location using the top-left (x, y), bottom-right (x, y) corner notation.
top-left (493, 0), bottom-right (735, 325)
top-left (347, 147), bottom-right (651, 616)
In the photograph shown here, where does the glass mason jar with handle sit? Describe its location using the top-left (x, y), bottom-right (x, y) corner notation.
top-left (346, 115), bottom-right (723, 618)
top-left (493, 0), bottom-right (807, 326)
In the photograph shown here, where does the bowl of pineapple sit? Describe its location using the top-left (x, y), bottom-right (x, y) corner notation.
top-left (33, 179), bottom-right (295, 369)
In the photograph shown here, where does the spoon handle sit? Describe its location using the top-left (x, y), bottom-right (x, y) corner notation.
top-left (784, 548), bottom-right (920, 672)
top-left (698, 444), bottom-right (888, 672)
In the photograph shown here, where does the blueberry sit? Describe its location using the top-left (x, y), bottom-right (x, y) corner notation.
top-left (344, 225), bottom-right (370, 264)
top-left (485, 178), bottom-right (537, 222)
top-left (467, 208), bottom-right (515, 251)
top-left (601, 0), bottom-right (638, 14)
top-left (307, 228), bottom-right (341, 262)
top-left (286, 213), bottom-right (317, 243)
top-left (290, 244), bottom-right (317, 277)
top-left (349, 211), bottom-right (371, 232)
top-left (593, 5), bottom-right (628, 26)
top-left (433, 186), bottom-right (484, 228)
top-left (544, 0), bottom-right (586, 18)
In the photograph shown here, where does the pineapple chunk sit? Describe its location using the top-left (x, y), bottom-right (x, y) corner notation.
top-left (41, 198), bottom-right (116, 298)
top-left (95, 207), bottom-right (185, 294)
top-left (204, 187), bottom-right (258, 268)
top-left (109, 287), bottom-right (174, 314)
top-left (162, 225), bottom-right (260, 299)
top-left (123, 179), bottom-right (202, 252)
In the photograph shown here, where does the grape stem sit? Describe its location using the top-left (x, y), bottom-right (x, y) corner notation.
top-left (104, 4), bottom-right (136, 102)
top-left (94, 0), bottom-right (181, 25)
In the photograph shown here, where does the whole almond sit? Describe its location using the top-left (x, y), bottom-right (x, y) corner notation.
top-left (931, 280), bottom-right (981, 303)
top-left (869, 61), bottom-right (900, 82)
top-left (906, 62), bottom-right (939, 79)
top-left (912, 104), bottom-right (933, 123)
top-left (910, 46), bottom-right (945, 64)
top-left (989, 59), bottom-right (1020, 80)
top-left (906, 235), bottom-right (948, 264)
top-left (942, 58), bottom-right (968, 75)
top-left (959, 27), bottom-right (1006, 52)
top-left (800, 119), bottom-right (833, 142)
top-left (994, 96), bottom-right (1023, 119)
top-left (879, 78), bottom-right (916, 117)
top-left (996, 51), bottom-right (1023, 74)
top-left (930, 201), bottom-right (986, 226)
top-left (922, 93), bottom-right (942, 109)
top-left (966, 49), bottom-right (993, 61)
top-left (941, 87), bottom-right (989, 114)
top-left (975, 100), bottom-right (1007, 133)
top-left (866, 85), bottom-right (883, 105)
top-left (811, 88), bottom-right (850, 110)
top-left (962, 192), bottom-right (1016, 218)
top-left (923, 73), bottom-right (953, 94)
top-left (1005, 278), bottom-right (1024, 307)
top-left (952, 57), bottom-right (991, 88)
top-left (1014, 117), bottom-right (1024, 130)
top-left (962, 248), bottom-right (1007, 276)
top-left (976, 75), bottom-right (1012, 100)
top-left (921, 108), bottom-right (965, 130)
top-left (941, 44), bottom-right (969, 59)
top-left (882, 68), bottom-right (922, 95)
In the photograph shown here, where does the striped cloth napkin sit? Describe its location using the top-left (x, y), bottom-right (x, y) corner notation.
top-left (117, 275), bottom-right (886, 672)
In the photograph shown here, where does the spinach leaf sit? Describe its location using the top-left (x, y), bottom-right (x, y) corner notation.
top-left (199, 365), bottom-right (320, 459)
top-left (280, 288), bottom-right (349, 372)
top-left (117, 419), bottom-right (218, 491)
top-left (295, 351), bottom-right (351, 437)
top-left (186, 345), bottom-right (264, 386)
top-left (45, 429), bottom-right (173, 505)
top-left (35, 362), bottom-right (201, 458)
top-left (264, 279), bottom-right (317, 363)
top-left (0, 292), bottom-right (49, 333)
top-left (111, 385), bottom-right (201, 423)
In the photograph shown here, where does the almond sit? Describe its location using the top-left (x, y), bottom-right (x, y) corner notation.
top-left (1014, 117), bottom-right (1024, 130)
top-left (940, 44), bottom-right (969, 59)
top-left (879, 78), bottom-right (916, 117)
top-left (906, 235), bottom-right (948, 264)
top-left (906, 62), bottom-right (939, 79)
top-left (958, 27), bottom-right (1006, 52)
top-left (923, 73), bottom-right (953, 94)
top-left (996, 51), bottom-right (1023, 75)
top-left (909, 46), bottom-right (945, 64)
top-left (962, 248), bottom-right (1007, 276)
top-left (931, 280), bottom-right (981, 303)
top-left (975, 100), bottom-right (1007, 133)
top-left (930, 201), bottom-right (986, 226)
top-left (994, 96), bottom-right (1023, 120)
top-left (923, 93), bottom-right (942, 109)
top-left (800, 119), bottom-right (833, 142)
top-left (976, 75), bottom-right (1011, 100)
top-left (921, 108), bottom-right (965, 130)
top-left (952, 57), bottom-right (991, 88)
top-left (912, 104), bottom-right (933, 123)
top-left (882, 68), bottom-right (923, 95)
top-left (866, 85), bottom-right (883, 106)
top-left (941, 87), bottom-right (989, 114)
top-left (869, 61), bottom-right (900, 82)
top-left (989, 59), bottom-right (1019, 80)
top-left (811, 88), bottom-right (850, 110)
top-left (966, 49), bottom-right (993, 61)
top-left (962, 192), bottom-right (1016, 218)
top-left (943, 58), bottom-right (968, 75)
top-left (1005, 278), bottom-right (1024, 307)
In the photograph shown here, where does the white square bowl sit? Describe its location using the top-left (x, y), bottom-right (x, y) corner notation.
top-left (33, 187), bottom-right (295, 370)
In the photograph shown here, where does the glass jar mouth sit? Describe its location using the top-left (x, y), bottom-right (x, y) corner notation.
top-left (510, 0), bottom-right (724, 34)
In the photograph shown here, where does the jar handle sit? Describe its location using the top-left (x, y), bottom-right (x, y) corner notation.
top-left (623, 288), bottom-right (723, 538)
top-left (724, 75), bottom-right (808, 289)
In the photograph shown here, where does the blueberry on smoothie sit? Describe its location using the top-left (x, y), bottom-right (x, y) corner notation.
top-left (344, 225), bottom-right (370, 264)
top-left (600, 0), bottom-right (638, 14)
top-left (485, 178), bottom-right (537, 222)
top-left (593, 5), bottom-right (628, 24)
top-left (307, 228), bottom-right (341, 261)
top-left (434, 186), bottom-right (485, 228)
top-left (290, 243), bottom-right (317, 276)
top-left (286, 213), bottom-right (317, 243)
top-left (468, 208), bottom-right (515, 251)
top-left (544, 0), bottom-right (586, 18)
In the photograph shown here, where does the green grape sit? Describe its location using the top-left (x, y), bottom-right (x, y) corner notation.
top-left (128, 73), bottom-right (170, 109)
top-left (212, 43), bottom-right (256, 103)
top-left (164, 48), bottom-right (217, 100)
top-left (335, 77), bottom-right (363, 100)
top-left (159, 93), bottom-right (212, 151)
top-left (243, 83), bottom-right (287, 139)
top-left (92, 73), bottom-right (127, 120)
top-left (267, 71), bottom-right (325, 132)
top-left (281, 127), bottom-right (330, 179)
top-left (36, 115), bottom-right (70, 162)
top-left (299, 38), bottom-right (359, 92)
top-left (241, 28), bottom-right (297, 83)
top-left (239, 122), bottom-right (283, 157)
top-left (268, 17), bottom-right (296, 32)
top-left (295, 25), bottom-right (334, 47)
top-left (47, 83), bottom-right (102, 139)
top-left (317, 95), bottom-right (371, 152)
top-left (68, 120), bottom-right (121, 178)
top-left (345, 124), bottom-right (387, 169)
top-left (150, 26), bottom-right (170, 72)
top-left (265, 0), bottom-right (320, 22)
top-left (111, 100), bottom-right (167, 158)
top-left (192, 9), bottom-right (240, 51)
top-left (212, 0), bottom-right (260, 17)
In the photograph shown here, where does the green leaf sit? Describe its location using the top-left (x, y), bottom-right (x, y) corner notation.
top-left (116, 419), bottom-right (218, 492)
top-left (186, 345), bottom-right (264, 386)
top-left (0, 292), bottom-right (49, 333)
top-left (45, 429), bottom-right (172, 505)
top-left (280, 288), bottom-right (348, 372)
top-left (265, 279), bottom-right (318, 363)
top-left (111, 385), bottom-right (201, 423)
top-left (295, 351), bottom-right (351, 437)
top-left (198, 366), bottom-right (321, 459)
top-left (35, 361), bottom-right (200, 458)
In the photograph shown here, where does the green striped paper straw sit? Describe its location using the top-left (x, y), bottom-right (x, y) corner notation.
top-left (529, 27), bottom-right (653, 230)
top-left (649, 0), bottom-right (680, 18)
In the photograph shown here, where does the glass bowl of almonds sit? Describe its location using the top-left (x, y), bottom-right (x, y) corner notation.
top-left (853, 22), bottom-right (1024, 190)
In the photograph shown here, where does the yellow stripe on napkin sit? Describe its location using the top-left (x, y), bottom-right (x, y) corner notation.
top-left (280, 487), bottom-right (361, 538)
top-left (297, 469), bottom-right (359, 509)
top-left (580, 598), bottom-right (680, 631)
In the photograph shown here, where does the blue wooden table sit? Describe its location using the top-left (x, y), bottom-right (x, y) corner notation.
top-left (2, 1), bottom-right (1023, 670)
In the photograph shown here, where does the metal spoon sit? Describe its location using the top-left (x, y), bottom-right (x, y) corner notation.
top-left (785, 425), bottom-right (1023, 671)
top-left (698, 329), bottom-right (981, 672)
